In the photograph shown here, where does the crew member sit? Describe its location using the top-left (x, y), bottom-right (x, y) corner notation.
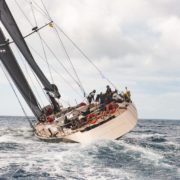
top-left (87, 90), bottom-right (96, 104)
top-left (124, 87), bottom-right (131, 102)
top-left (106, 85), bottom-right (112, 95)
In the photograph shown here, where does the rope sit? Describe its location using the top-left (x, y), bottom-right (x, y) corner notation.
top-left (0, 62), bottom-right (35, 130)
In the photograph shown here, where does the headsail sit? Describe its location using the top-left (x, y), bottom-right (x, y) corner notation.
top-left (0, 0), bottom-right (60, 98)
top-left (0, 28), bottom-right (42, 118)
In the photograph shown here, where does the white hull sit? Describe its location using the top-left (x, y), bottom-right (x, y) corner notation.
top-left (36, 103), bottom-right (138, 143)
top-left (65, 103), bottom-right (137, 143)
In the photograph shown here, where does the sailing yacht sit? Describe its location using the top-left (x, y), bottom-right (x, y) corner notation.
top-left (0, 0), bottom-right (137, 143)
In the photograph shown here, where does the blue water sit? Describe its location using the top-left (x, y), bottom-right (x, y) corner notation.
top-left (0, 117), bottom-right (179, 180)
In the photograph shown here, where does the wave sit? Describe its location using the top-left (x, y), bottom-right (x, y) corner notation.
top-left (0, 118), bottom-right (179, 179)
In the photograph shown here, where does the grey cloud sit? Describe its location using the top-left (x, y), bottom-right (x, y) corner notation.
top-left (1, 0), bottom-right (180, 118)
top-left (147, 0), bottom-right (180, 18)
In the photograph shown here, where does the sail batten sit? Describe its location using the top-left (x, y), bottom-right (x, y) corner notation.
top-left (0, 0), bottom-right (56, 93)
top-left (0, 28), bottom-right (42, 118)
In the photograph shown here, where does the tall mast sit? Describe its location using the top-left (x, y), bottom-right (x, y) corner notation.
top-left (0, 0), bottom-right (60, 99)
top-left (0, 28), bottom-right (42, 118)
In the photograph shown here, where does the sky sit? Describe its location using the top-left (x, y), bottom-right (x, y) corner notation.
top-left (0, 0), bottom-right (180, 119)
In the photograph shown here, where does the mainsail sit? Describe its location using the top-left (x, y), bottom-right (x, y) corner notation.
top-left (0, 28), bottom-right (42, 118)
top-left (0, 0), bottom-right (60, 98)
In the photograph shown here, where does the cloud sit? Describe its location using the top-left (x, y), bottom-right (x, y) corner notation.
top-left (0, 0), bottom-right (179, 119)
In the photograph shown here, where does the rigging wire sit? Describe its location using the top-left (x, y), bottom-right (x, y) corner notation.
top-left (8, 21), bottom-right (54, 45)
top-left (15, 0), bottom-right (49, 101)
top-left (14, 0), bottom-right (33, 27)
top-left (15, 0), bottom-right (54, 86)
top-left (40, 38), bottom-right (84, 92)
top-left (28, 43), bottom-right (84, 98)
top-left (29, 0), bottom-right (54, 84)
top-left (15, 45), bottom-right (45, 106)
top-left (0, 62), bottom-right (35, 130)
top-left (30, 1), bottom-right (38, 27)
top-left (20, 0), bottom-right (87, 95)
top-left (25, 0), bottom-right (49, 19)
top-left (14, 0), bottom-right (52, 104)
top-left (54, 23), bottom-right (118, 90)
top-left (24, 0), bottom-right (117, 90)
top-left (14, 0), bottom-right (85, 103)
top-left (16, 0), bottom-right (84, 96)
top-left (52, 28), bottom-right (86, 96)
top-left (17, 0), bottom-right (117, 96)
top-left (38, 34), bottom-right (54, 83)
top-left (16, 41), bottom-right (52, 105)
top-left (40, 0), bottom-right (51, 20)
top-left (40, 0), bottom-right (86, 96)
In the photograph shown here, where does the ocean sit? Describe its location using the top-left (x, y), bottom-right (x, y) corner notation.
top-left (0, 117), bottom-right (179, 180)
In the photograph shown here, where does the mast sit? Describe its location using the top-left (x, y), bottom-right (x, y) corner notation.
top-left (0, 28), bottom-right (42, 118)
top-left (0, 0), bottom-right (60, 99)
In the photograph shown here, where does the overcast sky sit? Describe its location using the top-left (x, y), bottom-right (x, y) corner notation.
top-left (0, 0), bottom-right (180, 119)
